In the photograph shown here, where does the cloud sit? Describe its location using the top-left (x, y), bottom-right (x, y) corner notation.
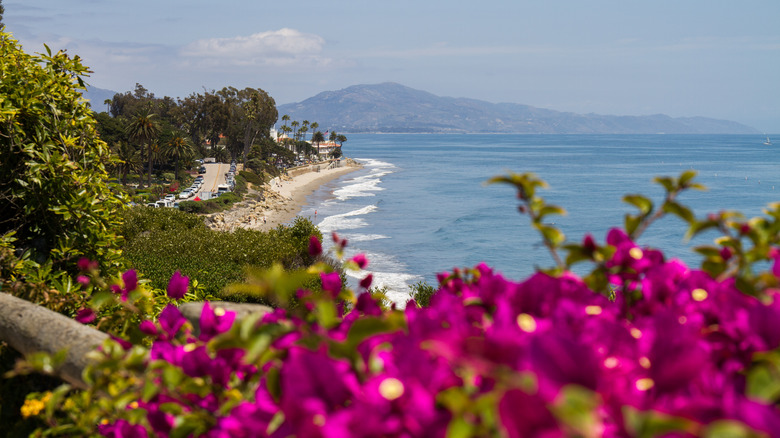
top-left (181, 28), bottom-right (329, 67)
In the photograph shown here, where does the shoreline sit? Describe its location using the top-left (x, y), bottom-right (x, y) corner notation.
top-left (204, 159), bottom-right (362, 232)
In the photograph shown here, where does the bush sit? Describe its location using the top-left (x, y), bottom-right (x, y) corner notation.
top-left (239, 169), bottom-right (265, 186)
top-left (0, 31), bottom-right (127, 279)
top-left (409, 281), bottom-right (437, 307)
top-left (120, 208), bottom-right (322, 299)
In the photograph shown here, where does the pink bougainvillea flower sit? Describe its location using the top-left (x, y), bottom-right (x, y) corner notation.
top-left (77, 275), bottom-right (90, 287)
top-left (308, 235), bottom-right (322, 257)
top-left (359, 273), bottom-right (373, 290)
top-left (75, 308), bottom-right (96, 324)
top-left (98, 418), bottom-right (148, 438)
top-left (279, 346), bottom-right (360, 433)
top-left (355, 291), bottom-right (382, 316)
top-left (198, 302), bottom-right (236, 342)
top-left (349, 253), bottom-right (368, 269)
top-left (582, 233), bottom-right (597, 254)
top-left (499, 389), bottom-right (561, 438)
top-left (331, 231), bottom-right (348, 248)
top-left (109, 283), bottom-right (129, 302)
top-left (139, 320), bottom-right (158, 337)
top-left (167, 270), bottom-right (189, 299)
top-left (77, 257), bottom-right (98, 272)
top-left (159, 304), bottom-right (186, 339)
top-left (123, 269), bottom-right (138, 294)
top-left (320, 272), bottom-right (342, 297)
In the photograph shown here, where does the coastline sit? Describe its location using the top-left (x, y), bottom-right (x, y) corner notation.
top-left (204, 159), bottom-right (362, 232)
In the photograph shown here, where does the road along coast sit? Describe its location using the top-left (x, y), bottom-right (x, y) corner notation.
top-left (204, 159), bottom-right (362, 232)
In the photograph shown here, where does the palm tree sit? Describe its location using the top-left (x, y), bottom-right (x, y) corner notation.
top-left (125, 108), bottom-right (160, 187)
top-left (311, 130), bottom-right (325, 157)
top-left (301, 120), bottom-right (310, 141)
top-left (212, 145), bottom-right (229, 163)
top-left (281, 114), bottom-right (290, 134)
top-left (165, 133), bottom-right (194, 181)
top-left (149, 141), bottom-right (166, 181)
top-left (337, 134), bottom-right (347, 147)
top-left (310, 122), bottom-right (319, 136)
top-left (329, 130), bottom-right (338, 144)
top-left (112, 141), bottom-right (141, 185)
top-left (290, 121), bottom-right (300, 141)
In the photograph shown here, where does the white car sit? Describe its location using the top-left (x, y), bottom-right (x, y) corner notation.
top-left (164, 194), bottom-right (176, 202)
top-left (179, 190), bottom-right (192, 199)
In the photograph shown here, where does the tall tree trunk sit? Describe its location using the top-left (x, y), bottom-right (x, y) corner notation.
top-left (147, 143), bottom-right (153, 187)
top-left (139, 144), bottom-right (146, 187)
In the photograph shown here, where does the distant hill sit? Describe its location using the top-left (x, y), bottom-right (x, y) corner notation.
top-left (82, 86), bottom-right (119, 112)
top-left (278, 83), bottom-right (758, 134)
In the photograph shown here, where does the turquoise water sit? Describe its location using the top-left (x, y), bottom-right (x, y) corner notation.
top-left (299, 134), bottom-right (780, 304)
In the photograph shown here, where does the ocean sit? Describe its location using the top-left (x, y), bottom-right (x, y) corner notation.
top-left (298, 134), bottom-right (780, 305)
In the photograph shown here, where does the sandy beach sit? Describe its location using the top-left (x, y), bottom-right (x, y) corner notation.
top-left (204, 159), bottom-right (362, 232)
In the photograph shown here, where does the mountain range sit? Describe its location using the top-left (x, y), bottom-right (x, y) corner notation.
top-left (84, 83), bottom-right (758, 134)
top-left (277, 82), bottom-right (758, 135)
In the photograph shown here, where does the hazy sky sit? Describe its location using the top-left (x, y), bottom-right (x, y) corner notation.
top-left (5, 1), bottom-right (780, 132)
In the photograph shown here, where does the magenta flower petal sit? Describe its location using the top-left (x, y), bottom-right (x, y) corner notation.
top-left (359, 273), bottom-right (373, 290)
top-left (198, 302), bottom-right (236, 341)
top-left (77, 257), bottom-right (90, 271)
top-left (75, 308), bottom-right (95, 324)
top-left (159, 304), bottom-right (186, 338)
top-left (320, 272), bottom-right (342, 297)
top-left (77, 275), bottom-right (90, 286)
top-left (350, 253), bottom-right (368, 269)
top-left (308, 235), bottom-right (322, 257)
top-left (123, 269), bottom-right (138, 293)
top-left (139, 320), bottom-right (159, 337)
top-left (167, 270), bottom-right (189, 299)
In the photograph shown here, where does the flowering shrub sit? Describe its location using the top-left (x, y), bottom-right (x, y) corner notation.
top-left (32, 171), bottom-right (780, 436)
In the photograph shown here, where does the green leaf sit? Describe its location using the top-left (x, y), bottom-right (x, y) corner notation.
top-left (663, 201), bottom-right (695, 223)
top-left (446, 417), bottom-right (475, 438)
top-left (703, 420), bottom-right (763, 438)
top-left (624, 214), bottom-right (641, 236)
top-left (536, 224), bottom-right (565, 247)
top-left (623, 194), bottom-right (654, 215)
top-left (678, 169), bottom-right (698, 187)
top-left (551, 385), bottom-right (602, 437)
top-left (623, 406), bottom-right (696, 438)
top-left (538, 205), bottom-right (566, 219)
top-left (162, 365), bottom-right (184, 388)
top-left (340, 316), bottom-right (402, 352)
top-left (653, 176), bottom-right (675, 192)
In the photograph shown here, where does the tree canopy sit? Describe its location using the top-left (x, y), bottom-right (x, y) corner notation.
top-left (0, 31), bottom-right (127, 276)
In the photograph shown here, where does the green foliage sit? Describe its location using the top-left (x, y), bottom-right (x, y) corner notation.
top-left (120, 208), bottom-right (322, 300)
top-left (0, 31), bottom-right (127, 280)
top-left (409, 281), bottom-right (437, 307)
top-left (239, 169), bottom-right (265, 186)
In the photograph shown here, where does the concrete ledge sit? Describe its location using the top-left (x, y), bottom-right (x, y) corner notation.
top-left (0, 293), bottom-right (108, 388)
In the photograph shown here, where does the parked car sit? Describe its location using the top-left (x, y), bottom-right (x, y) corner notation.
top-left (164, 194), bottom-right (176, 202)
top-left (199, 166), bottom-right (207, 174)
top-left (146, 202), bottom-right (158, 208)
top-left (179, 190), bottom-right (192, 199)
